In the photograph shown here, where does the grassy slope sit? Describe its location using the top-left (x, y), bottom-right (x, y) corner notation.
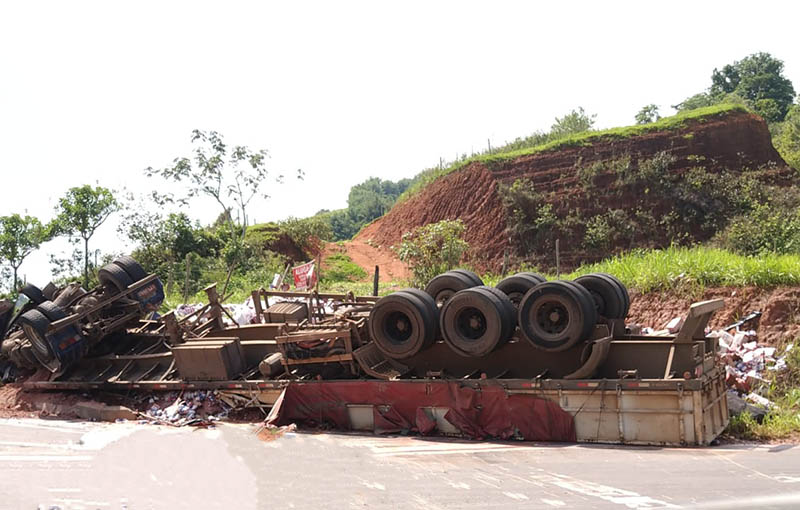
top-left (564, 245), bottom-right (800, 292)
top-left (396, 104), bottom-right (748, 204)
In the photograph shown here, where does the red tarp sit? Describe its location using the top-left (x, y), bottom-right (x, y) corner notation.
top-left (267, 380), bottom-right (576, 442)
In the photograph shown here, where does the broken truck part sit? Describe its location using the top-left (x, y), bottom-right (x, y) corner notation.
top-left (2, 261), bottom-right (729, 446)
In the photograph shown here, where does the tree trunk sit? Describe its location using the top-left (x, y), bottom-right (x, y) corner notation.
top-left (83, 237), bottom-right (89, 288)
top-left (12, 266), bottom-right (18, 292)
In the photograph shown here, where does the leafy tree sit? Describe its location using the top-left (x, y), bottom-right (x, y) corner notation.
top-left (550, 107), bottom-right (596, 137)
top-left (0, 214), bottom-right (51, 291)
top-left (394, 219), bottom-right (469, 287)
top-left (279, 216), bottom-right (332, 257)
top-left (54, 185), bottom-right (118, 287)
top-left (324, 209), bottom-right (360, 241)
top-left (635, 104), bottom-right (661, 124)
top-left (146, 130), bottom-right (299, 292)
top-left (774, 104), bottom-right (800, 170)
top-left (674, 92), bottom-right (717, 112)
top-left (710, 52), bottom-right (795, 121)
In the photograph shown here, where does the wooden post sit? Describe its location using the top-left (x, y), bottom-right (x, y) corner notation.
top-left (163, 311), bottom-right (184, 345)
top-left (373, 265), bottom-right (379, 296)
top-left (315, 253), bottom-right (321, 292)
top-left (204, 283), bottom-right (225, 330)
top-left (183, 253), bottom-right (192, 303)
top-left (166, 256), bottom-right (175, 297)
top-left (555, 239), bottom-right (561, 279)
top-left (251, 289), bottom-right (264, 324)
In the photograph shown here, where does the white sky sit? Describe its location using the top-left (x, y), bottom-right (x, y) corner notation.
top-left (1, 0), bottom-right (799, 286)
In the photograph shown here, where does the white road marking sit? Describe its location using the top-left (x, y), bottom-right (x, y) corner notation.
top-left (530, 471), bottom-right (678, 509)
top-left (775, 475), bottom-right (800, 483)
top-left (0, 418), bottom-right (88, 433)
top-left (689, 491), bottom-right (800, 509)
top-left (359, 480), bottom-right (386, 490)
top-left (504, 492), bottom-right (529, 500)
top-left (0, 440), bottom-right (72, 449)
top-left (0, 454), bottom-right (93, 462)
top-left (446, 480), bottom-right (471, 489)
top-left (709, 450), bottom-right (778, 482)
top-left (541, 499), bottom-right (567, 507)
top-left (473, 472), bottom-right (502, 489)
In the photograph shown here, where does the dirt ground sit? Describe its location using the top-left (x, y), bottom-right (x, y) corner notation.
top-left (324, 240), bottom-right (410, 282)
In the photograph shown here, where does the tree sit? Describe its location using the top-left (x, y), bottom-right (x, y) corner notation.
top-left (550, 107), bottom-right (596, 138)
top-left (54, 185), bottom-right (119, 287)
top-left (0, 214), bottom-right (50, 291)
top-left (394, 219), bottom-right (469, 287)
top-left (710, 52), bottom-right (796, 122)
top-left (674, 92), bottom-right (716, 112)
top-left (146, 130), bottom-right (299, 292)
top-left (774, 104), bottom-right (800, 170)
top-left (635, 104), bottom-right (661, 124)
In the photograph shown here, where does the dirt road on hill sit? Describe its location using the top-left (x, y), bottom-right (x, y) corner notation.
top-left (324, 240), bottom-right (410, 282)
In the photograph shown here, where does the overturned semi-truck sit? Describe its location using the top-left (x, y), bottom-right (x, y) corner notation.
top-left (2, 259), bottom-right (729, 446)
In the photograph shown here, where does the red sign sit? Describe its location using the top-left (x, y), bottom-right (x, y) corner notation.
top-left (292, 261), bottom-right (317, 290)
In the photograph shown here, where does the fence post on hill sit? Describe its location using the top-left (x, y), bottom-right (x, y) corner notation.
top-left (183, 253), bottom-right (192, 303)
top-left (373, 266), bottom-right (379, 296)
top-left (555, 239), bottom-right (560, 279)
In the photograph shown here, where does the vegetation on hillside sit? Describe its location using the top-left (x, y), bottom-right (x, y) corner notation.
top-left (566, 246), bottom-right (800, 293)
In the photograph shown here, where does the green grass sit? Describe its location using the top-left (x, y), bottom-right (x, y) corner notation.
top-left (396, 104), bottom-right (748, 204)
top-left (321, 253), bottom-right (367, 283)
top-left (563, 245), bottom-right (800, 293)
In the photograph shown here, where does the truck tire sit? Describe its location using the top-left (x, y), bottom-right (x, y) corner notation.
top-left (574, 273), bottom-right (626, 319)
top-left (425, 272), bottom-right (477, 308)
top-left (369, 292), bottom-right (436, 359)
top-left (19, 284), bottom-right (46, 305)
top-left (18, 309), bottom-right (52, 359)
top-left (447, 269), bottom-right (484, 286)
top-left (98, 263), bottom-right (134, 293)
top-left (395, 289), bottom-right (440, 339)
top-left (477, 286), bottom-right (517, 341)
top-left (518, 272), bottom-right (547, 284)
top-left (594, 272), bottom-right (630, 317)
top-left (37, 301), bottom-right (69, 322)
top-left (496, 273), bottom-right (546, 309)
top-left (440, 287), bottom-right (510, 357)
top-left (113, 255), bottom-right (148, 282)
top-left (518, 281), bottom-right (596, 352)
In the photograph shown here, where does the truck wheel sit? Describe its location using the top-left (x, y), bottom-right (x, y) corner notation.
top-left (440, 287), bottom-right (509, 357)
top-left (19, 284), bottom-right (46, 305)
top-left (113, 256), bottom-right (148, 282)
top-left (496, 273), bottom-right (545, 309)
top-left (369, 292), bottom-right (436, 359)
top-left (594, 272), bottom-right (630, 317)
top-left (518, 281), bottom-right (596, 352)
top-left (37, 301), bottom-right (69, 322)
top-left (574, 274), bottom-right (626, 319)
top-left (518, 272), bottom-right (547, 284)
top-left (18, 309), bottom-right (52, 359)
top-left (395, 289), bottom-right (440, 340)
top-left (477, 286), bottom-right (517, 340)
top-left (425, 272), bottom-right (477, 308)
top-left (447, 269), bottom-right (484, 286)
top-left (98, 263), bottom-right (134, 293)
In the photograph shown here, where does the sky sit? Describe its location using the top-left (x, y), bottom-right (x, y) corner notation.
top-left (1, 0), bottom-right (799, 286)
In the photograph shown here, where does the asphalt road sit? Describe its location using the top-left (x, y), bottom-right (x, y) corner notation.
top-left (1, 417), bottom-right (799, 510)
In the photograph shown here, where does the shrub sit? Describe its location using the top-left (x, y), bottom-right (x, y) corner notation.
top-left (394, 219), bottom-right (469, 287)
top-left (322, 253), bottom-right (367, 283)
